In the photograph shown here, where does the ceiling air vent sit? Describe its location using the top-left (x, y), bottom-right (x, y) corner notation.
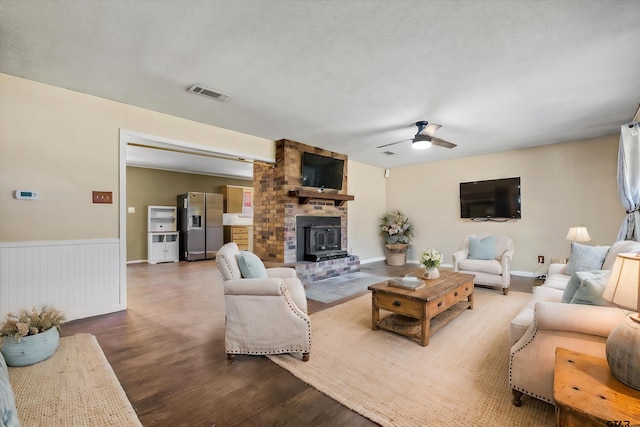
top-left (382, 151), bottom-right (396, 155)
top-left (188, 84), bottom-right (230, 102)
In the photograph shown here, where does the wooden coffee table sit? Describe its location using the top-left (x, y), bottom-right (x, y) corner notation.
top-left (368, 270), bottom-right (474, 346)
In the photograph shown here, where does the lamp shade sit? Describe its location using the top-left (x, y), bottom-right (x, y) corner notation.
top-left (603, 253), bottom-right (640, 311)
top-left (566, 226), bottom-right (590, 242)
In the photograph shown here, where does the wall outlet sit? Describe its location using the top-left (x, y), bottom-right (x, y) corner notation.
top-left (537, 255), bottom-right (544, 264)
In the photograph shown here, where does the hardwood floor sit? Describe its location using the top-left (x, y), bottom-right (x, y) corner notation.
top-left (61, 260), bottom-right (536, 426)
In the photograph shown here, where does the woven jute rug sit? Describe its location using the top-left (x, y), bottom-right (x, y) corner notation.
top-left (8, 333), bottom-right (141, 426)
top-left (267, 289), bottom-right (555, 427)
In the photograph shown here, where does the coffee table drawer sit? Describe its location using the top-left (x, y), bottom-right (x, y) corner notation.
top-left (428, 295), bottom-right (448, 316)
top-left (376, 293), bottom-right (422, 318)
top-left (446, 282), bottom-right (473, 305)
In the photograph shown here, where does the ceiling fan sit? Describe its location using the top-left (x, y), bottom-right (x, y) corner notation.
top-left (377, 121), bottom-right (457, 150)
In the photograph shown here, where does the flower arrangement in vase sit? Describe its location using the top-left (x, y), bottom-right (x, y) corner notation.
top-left (380, 210), bottom-right (414, 266)
top-left (420, 248), bottom-right (444, 279)
top-left (0, 305), bottom-right (66, 366)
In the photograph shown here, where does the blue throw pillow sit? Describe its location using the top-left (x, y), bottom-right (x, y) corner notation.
top-left (468, 236), bottom-right (496, 260)
top-left (562, 271), bottom-right (610, 304)
top-left (570, 270), bottom-right (614, 306)
top-left (237, 251), bottom-right (268, 278)
top-left (564, 242), bottom-right (610, 275)
top-left (0, 352), bottom-right (20, 427)
top-left (561, 273), bottom-right (583, 303)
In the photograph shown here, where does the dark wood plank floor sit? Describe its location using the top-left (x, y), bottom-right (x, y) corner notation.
top-left (61, 260), bottom-right (536, 426)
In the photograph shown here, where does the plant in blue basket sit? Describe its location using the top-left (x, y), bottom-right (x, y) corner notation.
top-left (0, 306), bottom-right (65, 340)
top-left (0, 306), bottom-right (66, 366)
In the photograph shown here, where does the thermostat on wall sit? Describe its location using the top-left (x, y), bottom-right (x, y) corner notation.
top-left (14, 190), bottom-right (39, 200)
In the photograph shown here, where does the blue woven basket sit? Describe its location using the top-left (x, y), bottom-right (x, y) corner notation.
top-left (1, 327), bottom-right (60, 367)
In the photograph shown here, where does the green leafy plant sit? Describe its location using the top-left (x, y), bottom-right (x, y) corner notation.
top-left (379, 210), bottom-right (414, 245)
top-left (0, 306), bottom-right (66, 341)
top-left (420, 249), bottom-right (444, 269)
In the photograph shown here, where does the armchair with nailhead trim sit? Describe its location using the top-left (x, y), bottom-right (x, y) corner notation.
top-left (216, 242), bottom-right (311, 361)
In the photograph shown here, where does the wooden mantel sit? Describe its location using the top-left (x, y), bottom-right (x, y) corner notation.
top-left (288, 189), bottom-right (355, 207)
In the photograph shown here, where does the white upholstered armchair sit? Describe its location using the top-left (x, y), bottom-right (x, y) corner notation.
top-left (216, 242), bottom-right (311, 361)
top-left (452, 233), bottom-right (514, 295)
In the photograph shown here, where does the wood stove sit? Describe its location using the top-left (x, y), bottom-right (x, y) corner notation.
top-left (296, 216), bottom-right (348, 262)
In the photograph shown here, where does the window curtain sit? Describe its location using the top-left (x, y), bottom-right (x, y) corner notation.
top-left (616, 122), bottom-right (640, 241)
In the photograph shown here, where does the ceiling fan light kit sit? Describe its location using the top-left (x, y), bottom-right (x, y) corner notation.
top-left (412, 139), bottom-right (432, 149)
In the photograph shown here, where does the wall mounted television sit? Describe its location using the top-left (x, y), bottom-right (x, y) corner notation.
top-left (300, 152), bottom-right (344, 190)
top-left (460, 177), bottom-right (521, 219)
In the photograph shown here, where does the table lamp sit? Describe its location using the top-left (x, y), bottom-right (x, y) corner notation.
top-left (566, 226), bottom-right (591, 242)
top-left (602, 253), bottom-right (640, 390)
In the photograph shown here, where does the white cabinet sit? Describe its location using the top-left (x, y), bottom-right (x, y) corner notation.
top-left (148, 232), bottom-right (179, 264)
top-left (148, 205), bottom-right (177, 232)
top-left (148, 206), bottom-right (179, 264)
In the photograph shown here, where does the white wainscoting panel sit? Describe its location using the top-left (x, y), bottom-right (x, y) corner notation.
top-left (0, 239), bottom-right (124, 321)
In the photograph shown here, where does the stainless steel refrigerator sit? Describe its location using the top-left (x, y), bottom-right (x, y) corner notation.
top-left (177, 192), bottom-right (224, 261)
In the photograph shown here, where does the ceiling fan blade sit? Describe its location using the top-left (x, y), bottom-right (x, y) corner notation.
top-left (412, 134), bottom-right (432, 142)
top-left (417, 123), bottom-right (442, 137)
top-left (431, 137), bottom-right (457, 149)
top-left (376, 139), bottom-right (410, 149)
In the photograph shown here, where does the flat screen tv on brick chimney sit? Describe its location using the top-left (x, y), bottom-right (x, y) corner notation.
top-left (300, 152), bottom-right (344, 190)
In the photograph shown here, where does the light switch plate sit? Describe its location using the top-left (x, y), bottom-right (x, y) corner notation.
top-left (92, 191), bottom-right (113, 204)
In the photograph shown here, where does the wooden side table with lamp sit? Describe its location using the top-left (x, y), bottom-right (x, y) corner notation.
top-left (554, 252), bottom-right (640, 426)
top-left (554, 348), bottom-right (640, 427)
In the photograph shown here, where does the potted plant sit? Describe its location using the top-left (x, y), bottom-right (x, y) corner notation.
top-left (420, 248), bottom-right (444, 279)
top-left (0, 305), bottom-right (66, 366)
top-left (380, 210), bottom-right (414, 266)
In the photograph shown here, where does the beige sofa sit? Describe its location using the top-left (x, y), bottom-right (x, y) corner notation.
top-left (508, 240), bottom-right (640, 406)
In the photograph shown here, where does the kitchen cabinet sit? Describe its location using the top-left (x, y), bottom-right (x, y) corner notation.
top-left (221, 185), bottom-right (253, 215)
top-left (224, 226), bottom-right (251, 251)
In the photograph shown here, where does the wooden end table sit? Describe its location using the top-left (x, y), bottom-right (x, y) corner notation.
top-left (367, 270), bottom-right (474, 346)
top-left (554, 348), bottom-right (640, 427)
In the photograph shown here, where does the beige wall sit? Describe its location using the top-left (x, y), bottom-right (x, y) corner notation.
top-left (1, 73), bottom-right (625, 276)
top-left (126, 167), bottom-right (252, 261)
top-left (347, 160), bottom-right (387, 261)
top-left (385, 135), bottom-right (623, 273)
top-left (0, 73), bottom-right (273, 242)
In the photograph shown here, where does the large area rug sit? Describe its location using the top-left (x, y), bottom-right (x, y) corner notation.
top-left (8, 333), bottom-right (141, 426)
top-left (267, 289), bottom-right (555, 426)
top-left (304, 272), bottom-right (388, 303)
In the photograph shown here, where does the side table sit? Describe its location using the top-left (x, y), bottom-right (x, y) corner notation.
top-left (554, 347), bottom-right (640, 427)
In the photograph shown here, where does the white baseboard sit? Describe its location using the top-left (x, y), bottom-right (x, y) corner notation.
top-left (359, 256), bottom-right (386, 264)
top-left (511, 270), bottom-right (538, 278)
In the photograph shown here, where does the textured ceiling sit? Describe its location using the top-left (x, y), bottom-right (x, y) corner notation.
top-left (2, 0), bottom-right (639, 177)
